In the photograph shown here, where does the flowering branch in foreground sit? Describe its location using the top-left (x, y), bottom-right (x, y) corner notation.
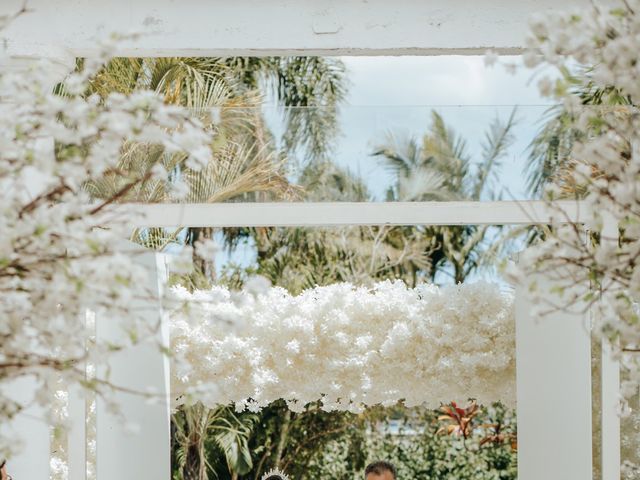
top-left (508, 1), bottom-right (640, 405)
top-left (0, 39), bottom-right (214, 458)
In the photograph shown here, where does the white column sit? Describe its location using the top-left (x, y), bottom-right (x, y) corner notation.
top-left (68, 375), bottom-right (87, 480)
top-left (0, 376), bottom-right (51, 479)
top-left (601, 215), bottom-right (621, 480)
top-left (0, 46), bottom-right (75, 480)
top-left (516, 271), bottom-right (593, 480)
top-left (601, 341), bottom-right (620, 479)
top-left (95, 250), bottom-right (170, 480)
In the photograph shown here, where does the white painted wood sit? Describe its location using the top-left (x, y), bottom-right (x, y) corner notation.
top-left (515, 272), bottom-right (593, 480)
top-left (601, 214), bottom-right (621, 480)
top-left (601, 341), bottom-right (621, 479)
top-left (68, 312), bottom-right (90, 480)
top-left (95, 251), bottom-right (170, 480)
top-left (68, 383), bottom-right (87, 480)
top-left (0, 375), bottom-right (51, 479)
top-left (114, 200), bottom-right (587, 228)
top-left (1, 0), bottom-right (590, 57)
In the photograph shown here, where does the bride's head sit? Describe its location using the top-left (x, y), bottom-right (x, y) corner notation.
top-left (261, 468), bottom-right (290, 480)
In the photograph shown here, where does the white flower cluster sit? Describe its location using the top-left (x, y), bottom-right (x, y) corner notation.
top-left (510, 0), bottom-right (640, 403)
top-left (170, 281), bottom-right (515, 413)
top-left (0, 40), bottom-right (213, 456)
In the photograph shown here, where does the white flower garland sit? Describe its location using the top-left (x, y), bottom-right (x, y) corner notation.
top-left (170, 281), bottom-right (515, 412)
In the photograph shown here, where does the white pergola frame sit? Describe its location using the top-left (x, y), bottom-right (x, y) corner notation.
top-left (2, 1), bottom-right (618, 479)
top-left (120, 200), bottom-right (586, 228)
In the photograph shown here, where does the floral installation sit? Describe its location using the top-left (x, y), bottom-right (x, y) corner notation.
top-left (170, 281), bottom-right (515, 413)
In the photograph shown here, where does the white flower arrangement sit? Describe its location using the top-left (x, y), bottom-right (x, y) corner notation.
top-left (170, 281), bottom-right (515, 413)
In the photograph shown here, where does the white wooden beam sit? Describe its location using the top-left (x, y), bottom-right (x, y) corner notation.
top-left (1, 0), bottom-right (590, 57)
top-left (112, 200), bottom-right (587, 228)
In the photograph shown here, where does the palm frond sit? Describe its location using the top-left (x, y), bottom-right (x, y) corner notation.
top-left (474, 107), bottom-right (517, 200)
top-left (183, 141), bottom-right (296, 204)
top-left (372, 132), bottom-right (422, 176)
top-left (261, 57), bottom-right (348, 162)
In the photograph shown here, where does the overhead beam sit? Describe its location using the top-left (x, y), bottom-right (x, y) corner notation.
top-left (112, 200), bottom-right (587, 228)
top-left (2, 0), bottom-right (590, 57)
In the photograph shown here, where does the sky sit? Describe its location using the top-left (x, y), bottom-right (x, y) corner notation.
top-left (218, 55), bottom-right (553, 275)
top-left (329, 55), bottom-right (554, 201)
top-left (264, 55), bottom-right (555, 201)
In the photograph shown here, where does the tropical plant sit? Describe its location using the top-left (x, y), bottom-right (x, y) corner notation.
top-left (222, 56), bottom-right (348, 162)
top-left (227, 160), bottom-right (438, 293)
top-left (526, 75), bottom-right (630, 197)
top-left (172, 404), bottom-right (257, 480)
top-left (84, 56), bottom-right (346, 279)
top-left (372, 109), bottom-right (517, 283)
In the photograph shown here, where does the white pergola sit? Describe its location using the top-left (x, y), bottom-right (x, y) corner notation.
top-left (1, 1), bottom-right (619, 479)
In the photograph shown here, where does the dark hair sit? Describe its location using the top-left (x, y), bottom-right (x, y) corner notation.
top-left (0, 460), bottom-right (5, 469)
top-left (365, 461), bottom-right (397, 478)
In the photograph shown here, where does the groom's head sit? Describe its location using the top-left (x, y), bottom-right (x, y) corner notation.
top-left (365, 461), bottom-right (397, 480)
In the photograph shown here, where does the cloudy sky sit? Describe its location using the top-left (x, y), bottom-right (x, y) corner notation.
top-left (343, 55), bottom-right (547, 106)
top-left (329, 55), bottom-right (554, 201)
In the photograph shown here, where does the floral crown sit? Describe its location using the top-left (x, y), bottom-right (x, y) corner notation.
top-left (261, 468), bottom-right (291, 480)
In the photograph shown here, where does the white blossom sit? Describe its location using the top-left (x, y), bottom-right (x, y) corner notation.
top-left (170, 281), bottom-right (515, 413)
top-left (0, 41), bottom-right (215, 458)
top-left (504, 0), bottom-right (640, 424)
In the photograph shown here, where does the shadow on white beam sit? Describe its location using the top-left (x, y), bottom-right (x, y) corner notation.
top-left (113, 200), bottom-right (587, 228)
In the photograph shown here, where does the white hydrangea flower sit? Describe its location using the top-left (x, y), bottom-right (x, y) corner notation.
top-left (170, 281), bottom-right (515, 411)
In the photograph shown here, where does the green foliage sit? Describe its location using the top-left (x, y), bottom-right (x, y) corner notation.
top-left (172, 404), bottom-right (258, 480)
top-left (303, 403), bottom-right (516, 480)
top-left (196, 402), bottom-right (517, 480)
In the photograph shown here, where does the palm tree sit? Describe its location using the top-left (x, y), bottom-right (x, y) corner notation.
top-left (372, 109), bottom-right (517, 283)
top-left (222, 56), bottom-right (348, 162)
top-left (172, 403), bottom-right (257, 480)
top-left (236, 160), bottom-right (436, 293)
top-left (526, 72), bottom-right (630, 197)
top-left (84, 57), bottom-right (346, 276)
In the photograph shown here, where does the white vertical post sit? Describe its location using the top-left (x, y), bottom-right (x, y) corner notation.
top-left (601, 341), bottom-right (620, 479)
top-left (516, 271), bottom-right (593, 480)
top-left (68, 377), bottom-right (87, 480)
top-left (601, 215), bottom-right (621, 480)
top-left (0, 376), bottom-right (51, 478)
top-left (95, 249), bottom-right (170, 480)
